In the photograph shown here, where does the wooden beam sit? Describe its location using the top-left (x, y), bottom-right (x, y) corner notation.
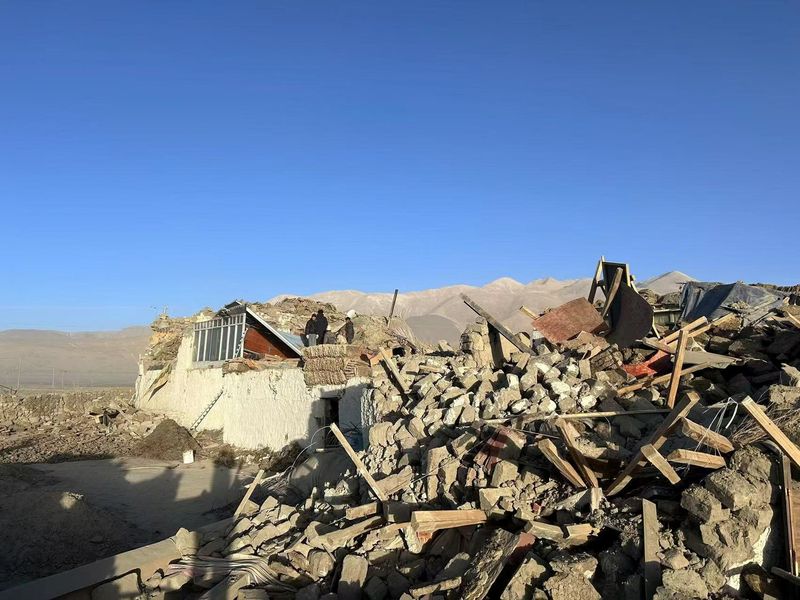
top-left (782, 454), bottom-right (799, 577)
top-left (666, 329), bottom-right (689, 408)
top-left (601, 267), bottom-right (623, 319)
top-left (661, 317), bottom-right (708, 344)
top-left (615, 362), bottom-right (718, 396)
top-left (388, 288), bottom-right (399, 320)
top-left (666, 449), bottom-right (726, 469)
top-left (741, 397), bottom-right (800, 469)
top-left (679, 418), bottom-right (735, 453)
top-left (554, 418), bottom-right (599, 487)
top-left (519, 305), bottom-right (538, 321)
top-left (606, 392), bottom-right (699, 496)
top-left (773, 566), bottom-right (800, 588)
top-left (461, 294), bottom-right (533, 354)
top-left (537, 439), bottom-right (586, 488)
top-left (642, 499), bottom-right (661, 600)
top-left (379, 348), bottom-right (411, 396)
top-left (456, 528), bottom-right (520, 600)
top-left (330, 423), bottom-right (389, 502)
top-left (410, 509), bottom-right (487, 533)
top-left (311, 515), bottom-right (384, 552)
top-left (590, 487), bottom-right (603, 512)
top-left (784, 313), bottom-right (800, 329)
top-left (587, 255), bottom-right (605, 304)
top-left (234, 469), bottom-right (264, 517)
top-left (346, 501), bottom-right (381, 521)
top-left (641, 444), bottom-right (681, 484)
top-left (523, 408), bottom-right (670, 422)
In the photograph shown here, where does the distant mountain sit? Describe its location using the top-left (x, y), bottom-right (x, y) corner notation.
top-left (0, 327), bottom-right (150, 390)
top-left (275, 271), bottom-right (694, 344)
top-left (638, 271), bottom-right (697, 296)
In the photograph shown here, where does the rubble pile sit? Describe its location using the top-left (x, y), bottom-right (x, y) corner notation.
top-left (123, 297), bottom-right (800, 600)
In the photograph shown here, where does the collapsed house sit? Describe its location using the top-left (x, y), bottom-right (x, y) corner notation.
top-left (6, 262), bottom-right (800, 600)
top-left (134, 299), bottom-right (411, 451)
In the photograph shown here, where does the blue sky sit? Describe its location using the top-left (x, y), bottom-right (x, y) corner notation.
top-left (1, 1), bottom-right (798, 330)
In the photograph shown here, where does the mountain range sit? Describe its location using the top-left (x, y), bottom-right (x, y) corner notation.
top-left (276, 270), bottom-right (696, 344)
top-left (1, 271), bottom-right (694, 388)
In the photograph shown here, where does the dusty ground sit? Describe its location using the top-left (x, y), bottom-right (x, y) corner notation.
top-left (0, 458), bottom-right (254, 590)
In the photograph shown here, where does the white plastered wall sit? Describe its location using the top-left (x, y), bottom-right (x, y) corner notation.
top-left (135, 331), bottom-right (372, 451)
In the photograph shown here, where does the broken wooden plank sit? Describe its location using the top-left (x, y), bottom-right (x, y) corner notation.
top-left (379, 348), bottom-right (411, 395)
top-left (661, 316), bottom-right (709, 344)
top-left (666, 449), bottom-right (726, 469)
top-left (554, 418), bottom-right (599, 487)
top-left (741, 397), bottom-right (800, 469)
top-left (537, 438), bottom-right (586, 488)
top-left (345, 501), bottom-right (381, 521)
top-left (606, 392), bottom-right (699, 496)
top-left (310, 515), bottom-right (384, 552)
top-left (461, 294), bottom-right (533, 354)
top-left (665, 328), bottom-right (689, 408)
top-left (234, 469), bottom-right (264, 517)
top-left (456, 528), bottom-right (520, 600)
top-left (615, 362), bottom-right (720, 396)
top-left (410, 509), bottom-right (487, 533)
top-left (641, 444), bottom-right (681, 484)
top-left (330, 423), bottom-right (389, 502)
top-left (590, 487), bottom-right (603, 512)
top-left (782, 454), bottom-right (799, 578)
top-left (679, 418), bottom-right (735, 453)
top-left (642, 499), bottom-right (661, 600)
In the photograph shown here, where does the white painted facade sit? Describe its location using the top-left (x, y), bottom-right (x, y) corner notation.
top-left (134, 331), bottom-right (374, 450)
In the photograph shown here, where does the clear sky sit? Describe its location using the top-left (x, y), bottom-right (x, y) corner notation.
top-left (1, 1), bottom-right (798, 331)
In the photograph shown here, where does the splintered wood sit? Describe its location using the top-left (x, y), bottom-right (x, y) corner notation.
top-left (537, 438), bottom-right (586, 489)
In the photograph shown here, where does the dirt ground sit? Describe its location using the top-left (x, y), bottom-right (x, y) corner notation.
top-left (0, 458), bottom-right (254, 590)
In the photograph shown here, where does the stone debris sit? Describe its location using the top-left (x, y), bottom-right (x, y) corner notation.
top-left (9, 269), bottom-right (800, 599)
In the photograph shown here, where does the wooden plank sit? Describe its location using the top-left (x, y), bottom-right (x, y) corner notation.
top-left (641, 444), bottom-right (681, 484)
top-left (519, 305), bottom-right (538, 320)
top-left (642, 499), bottom-right (661, 600)
top-left (773, 566), bottom-right (800, 588)
top-left (786, 314), bottom-right (800, 330)
top-left (461, 294), bottom-right (533, 354)
top-left (346, 501), bottom-right (381, 521)
top-left (679, 418), bottom-right (735, 453)
top-left (606, 392), bottom-right (699, 496)
top-left (782, 455), bottom-right (798, 577)
top-left (587, 255), bottom-right (605, 304)
top-left (661, 317), bottom-right (708, 344)
top-left (311, 515), bottom-right (384, 552)
top-left (590, 487), bottom-right (603, 512)
top-left (666, 329), bottom-right (689, 408)
top-left (379, 348), bottom-right (411, 395)
top-left (410, 509), bottom-right (487, 533)
top-left (666, 449), bottom-right (726, 469)
top-left (601, 267), bottom-right (623, 319)
top-left (615, 362), bottom-right (718, 396)
top-left (741, 397), bottom-right (800, 469)
top-left (523, 408), bottom-right (670, 422)
top-left (537, 439), bottom-right (586, 488)
top-left (554, 418), bottom-right (599, 487)
top-left (330, 423), bottom-right (389, 502)
top-left (234, 469), bottom-right (264, 517)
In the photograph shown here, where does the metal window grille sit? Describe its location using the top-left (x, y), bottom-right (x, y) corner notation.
top-left (193, 314), bottom-right (246, 362)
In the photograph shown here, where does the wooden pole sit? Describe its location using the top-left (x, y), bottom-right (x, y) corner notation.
top-left (388, 289), bottom-right (399, 320)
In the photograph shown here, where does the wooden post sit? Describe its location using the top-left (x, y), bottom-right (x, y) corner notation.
top-left (554, 419), bottom-right (599, 487)
top-left (741, 397), bottom-right (800, 469)
top-left (234, 469), bottom-right (264, 517)
top-left (461, 294), bottom-right (533, 354)
top-left (606, 392), bottom-right (699, 496)
top-left (601, 267), bottom-right (623, 319)
top-left (388, 289), bottom-right (399, 320)
top-left (330, 423), bottom-right (388, 502)
top-left (666, 329), bottom-right (689, 408)
top-left (588, 255), bottom-right (605, 304)
top-left (642, 499), bottom-right (661, 600)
